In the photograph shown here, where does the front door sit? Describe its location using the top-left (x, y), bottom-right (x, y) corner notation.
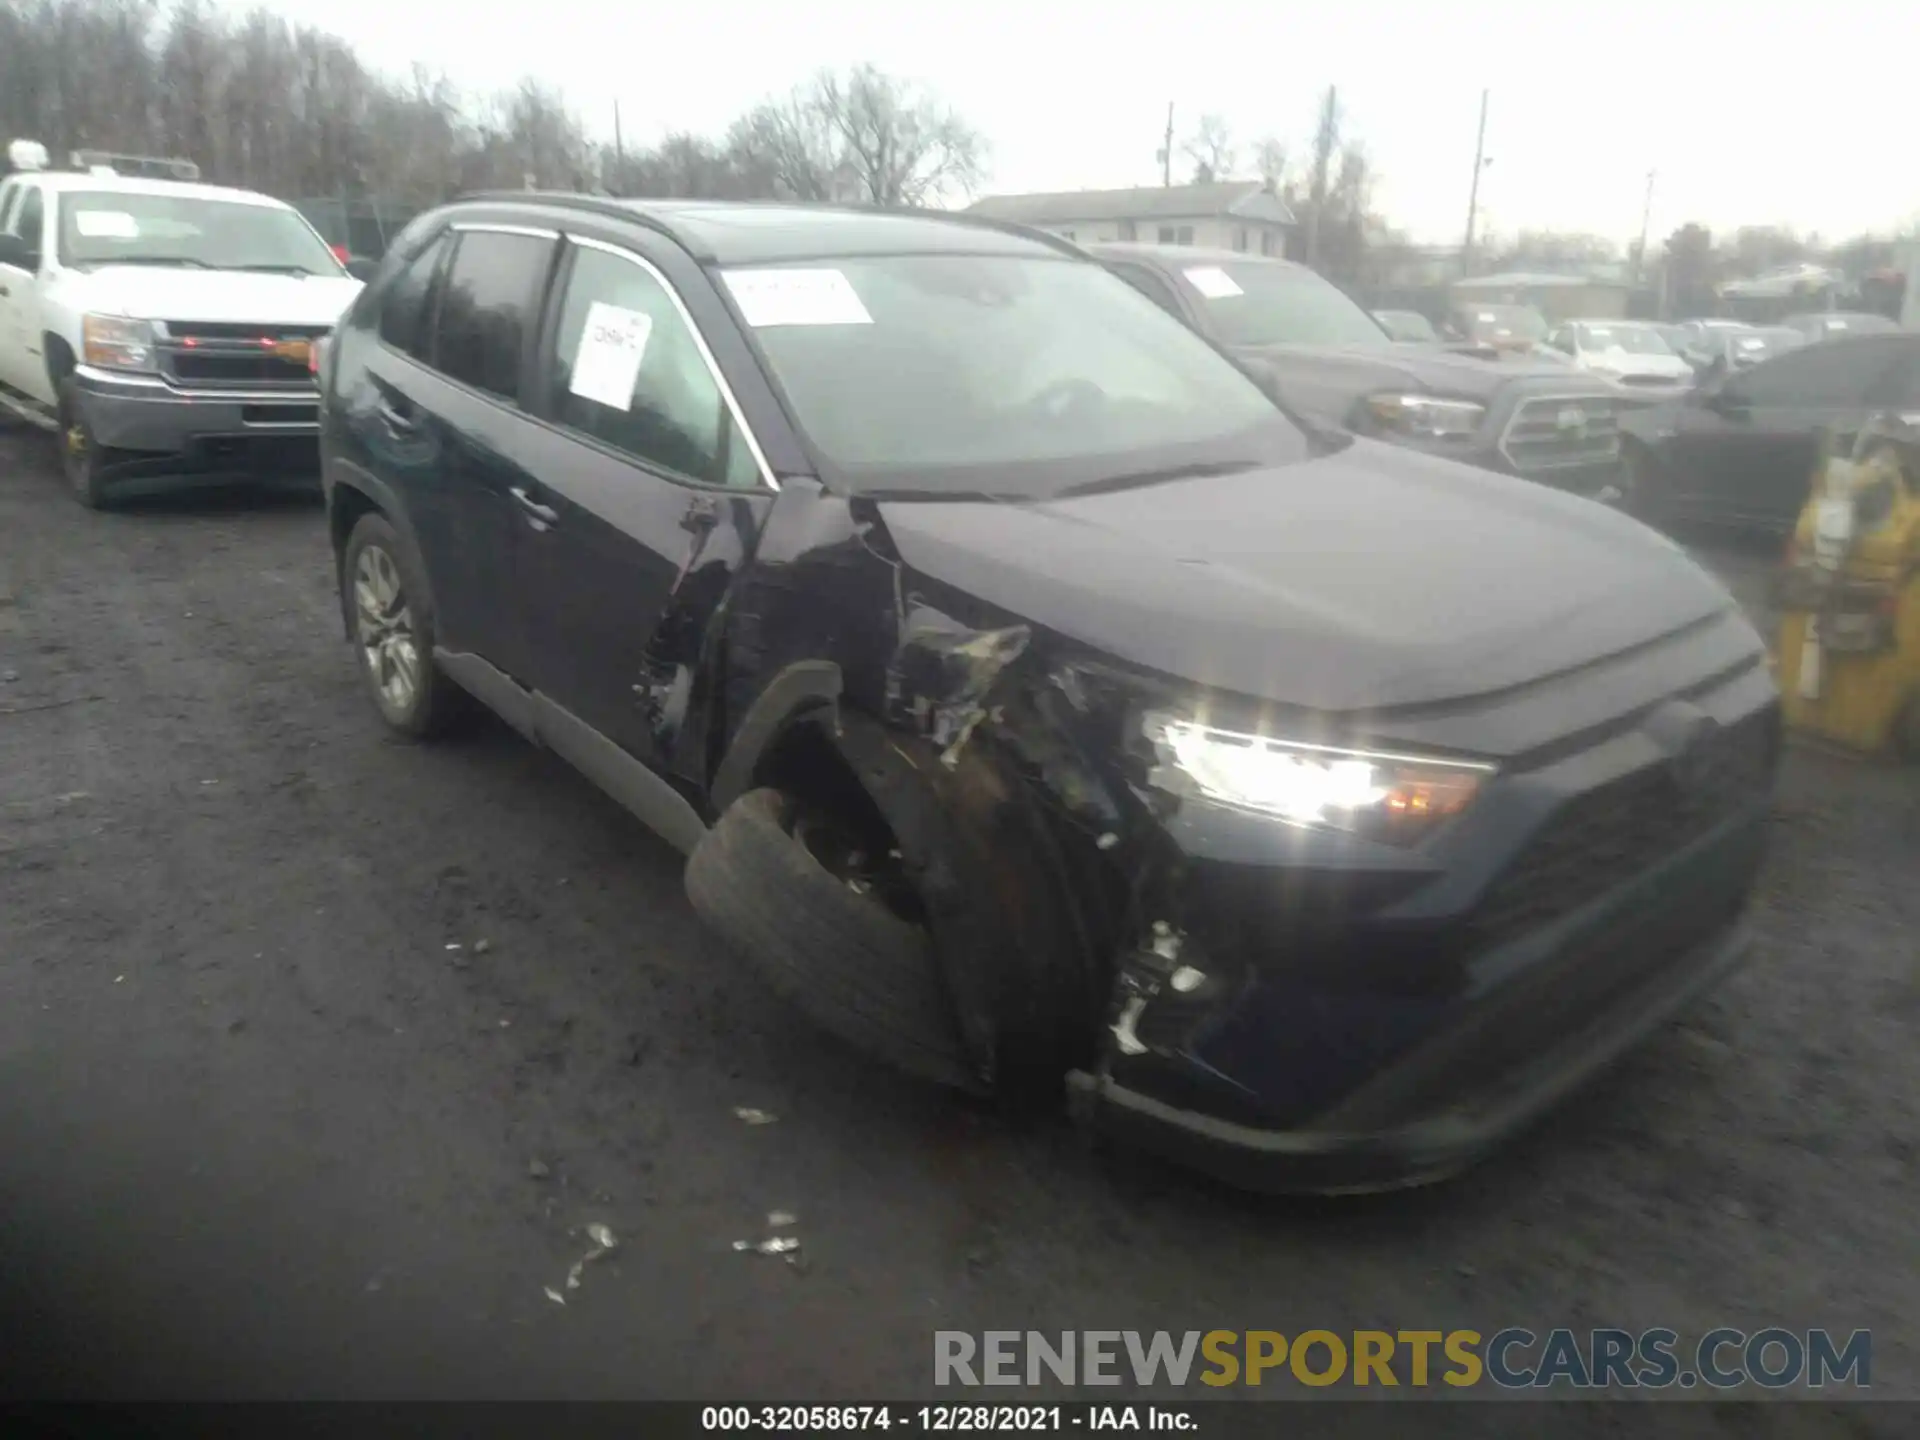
top-left (513, 235), bottom-right (777, 772)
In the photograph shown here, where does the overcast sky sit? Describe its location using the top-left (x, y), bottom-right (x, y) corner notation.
top-left (251, 0), bottom-right (1916, 247)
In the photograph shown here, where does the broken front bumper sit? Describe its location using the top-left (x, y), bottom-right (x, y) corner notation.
top-left (1068, 683), bottom-right (1776, 1194)
top-left (74, 365), bottom-right (321, 479)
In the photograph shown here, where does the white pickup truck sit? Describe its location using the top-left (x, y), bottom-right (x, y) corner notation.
top-left (0, 140), bottom-right (364, 507)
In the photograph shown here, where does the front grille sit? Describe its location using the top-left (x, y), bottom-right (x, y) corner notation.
top-left (1498, 391), bottom-right (1622, 472)
top-left (1465, 709), bottom-right (1777, 951)
top-left (155, 320), bottom-right (327, 393)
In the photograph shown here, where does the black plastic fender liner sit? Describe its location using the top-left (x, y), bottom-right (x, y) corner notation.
top-left (827, 714), bottom-right (1103, 1098)
top-left (685, 788), bottom-right (980, 1093)
top-left (709, 660), bottom-right (843, 815)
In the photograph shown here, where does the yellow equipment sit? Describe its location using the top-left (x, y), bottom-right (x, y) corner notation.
top-left (1774, 413), bottom-right (1920, 757)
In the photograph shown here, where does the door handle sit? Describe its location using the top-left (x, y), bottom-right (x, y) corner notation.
top-left (375, 399), bottom-right (416, 433)
top-left (0, 284), bottom-right (9, 297)
top-left (509, 486), bottom-right (558, 526)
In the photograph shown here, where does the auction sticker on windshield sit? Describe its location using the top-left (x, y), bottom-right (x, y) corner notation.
top-left (723, 268), bottom-right (873, 328)
top-left (568, 302), bottom-right (653, 411)
top-left (73, 210), bottom-right (140, 238)
top-left (1183, 266), bottom-right (1244, 299)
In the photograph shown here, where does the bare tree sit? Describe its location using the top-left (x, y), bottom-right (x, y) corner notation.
top-left (0, 2), bottom-right (983, 222)
top-left (1182, 114), bottom-right (1235, 184)
top-left (725, 92), bottom-right (843, 201)
top-left (1250, 135), bottom-right (1289, 192)
top-left (814, 65), bottom-right (985, 206)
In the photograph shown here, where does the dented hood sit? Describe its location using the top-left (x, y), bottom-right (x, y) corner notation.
top-left (876, 442), bottom-right (1733, 714)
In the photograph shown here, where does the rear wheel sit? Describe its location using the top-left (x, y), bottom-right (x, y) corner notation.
top-left (341, 512), bottom-right (465, 738)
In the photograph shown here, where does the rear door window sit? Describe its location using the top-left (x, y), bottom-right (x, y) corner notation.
top-left (377, 233), bottom-right (452, 360)
top-left (543, 241), bottom-right (761, 488)
top-left (430, 228), bottom-right (556, 404)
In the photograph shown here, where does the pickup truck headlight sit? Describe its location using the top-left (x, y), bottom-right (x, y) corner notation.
top-left (1362, 393), bottom-right (1485, 440)
top-left (1144, 712), bottom-right (1495, 842)
top-left (82, 314), bottom-right (158, 373)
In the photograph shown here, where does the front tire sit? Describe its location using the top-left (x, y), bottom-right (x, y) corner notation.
top-left (341, 512), bottom-right (464, 738)
top-left (56, 378), bottom-right (117, 510)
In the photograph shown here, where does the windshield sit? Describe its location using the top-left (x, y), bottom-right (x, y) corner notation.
top-left (734, 254), bottom-right (1307, 497)
top-left (1375, 310), bottom-right (1438, 342)
top-left (1459, 306), bottom-right (1548, 342)
top-left (1171, 260), bottom-right (1391, 348)
top-left (1732, 328), bottom-right (1804, 360)
top-left (1576, 323), bottom-right (1674, 356)
top-left (57, 191), bottom-right (343, 275)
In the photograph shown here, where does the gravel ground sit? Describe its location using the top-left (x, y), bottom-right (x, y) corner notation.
top-left (0, 427), bottom-right (1914, 1408)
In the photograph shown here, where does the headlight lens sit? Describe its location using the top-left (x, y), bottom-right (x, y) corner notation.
top-left (1144, 712), bottom-right (1495, 842)
top-left (82, 314), bottom-right (157, 372)
top-left (1363, 393), bottom-right (1485, 440)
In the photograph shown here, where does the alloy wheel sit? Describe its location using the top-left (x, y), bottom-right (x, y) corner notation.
top-left (353, 543), bottom-right (421, 716)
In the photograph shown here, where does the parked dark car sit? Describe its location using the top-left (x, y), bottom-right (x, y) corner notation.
top-left (1780, 310), bottom-right (1899, 344)
top-left (1621, 331), bottom-right (1920, 531)
top-left (320, 196), bottom-right (1778, 1193)
top-left (1372, 308), bottom-right (1439, 344)
top-left (1086, 244), bottom-right (1628, 500)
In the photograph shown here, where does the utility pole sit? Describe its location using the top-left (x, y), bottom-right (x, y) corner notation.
top-left (1159, 103), bottom-right (1175, 187)
top-left (1461, 88), bottom-right (1490, 277)
top-left (1304, 86), bottom-right (1338, 269)
top-left (613, 100), bottom-right (625, 168)
top-left (1634, 168), bottom-right (1656, 286)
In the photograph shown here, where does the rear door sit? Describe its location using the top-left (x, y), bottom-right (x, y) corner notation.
top-left (361, 221), bottom-right (559, 683)
top-left (1668, 337), bottom-right (1911, 526)
top-left (513, 231), bottom-right (778, 775)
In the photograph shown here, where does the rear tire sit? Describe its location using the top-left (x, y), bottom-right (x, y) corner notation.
top-left (686, 787), bottom-right (980, 1092)
top-left (340, 512), bottom-right (466, 739)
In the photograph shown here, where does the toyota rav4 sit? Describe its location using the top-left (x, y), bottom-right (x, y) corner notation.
top-left (318, 195), bottom-right (1779, 1192)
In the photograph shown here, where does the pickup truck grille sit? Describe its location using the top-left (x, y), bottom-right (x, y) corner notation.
top-left (1464, 707), bottom-right (1778, 952)
top-left (154, 321), bottom-right (327, 392)
top-left (1498, 392), bottom-right (1622, 473)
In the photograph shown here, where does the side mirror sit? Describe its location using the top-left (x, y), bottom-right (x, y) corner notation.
top-left (0, 233), bottom-right (39, 272)
top-left (345, 257), bottom-right (378, 282)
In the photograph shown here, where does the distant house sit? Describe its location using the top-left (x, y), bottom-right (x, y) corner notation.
top-left (966, 181), bottom-right (1297, 256)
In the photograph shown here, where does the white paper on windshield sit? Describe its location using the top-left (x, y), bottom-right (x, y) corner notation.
top-left (568, 302), bottom-right (653, 410)
top-left (723, 268), bottom-right (872, 327)
top-left (1738, 337), bottom-right (1767, 350)
top-left (73, 210), bottom-right (139, 239)
top-left (1182, 266), bottom-right (1244, 299)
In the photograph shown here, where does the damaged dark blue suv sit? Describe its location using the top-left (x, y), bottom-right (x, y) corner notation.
top-left (318, 194), bottom-right (1780, 1192)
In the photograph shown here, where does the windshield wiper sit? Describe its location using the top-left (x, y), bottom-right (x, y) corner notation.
top-left (1050, 458), bottom-right (1261, 500)
top-left (95, 256), bottom-right (213, 269)
top-left (231, 263), bottom-right (321, 276)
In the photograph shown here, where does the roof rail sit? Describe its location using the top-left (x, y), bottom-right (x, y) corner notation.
top-left (446, 190), bottom-right (1088, 264)
top-left (450, 189), bottom-right (700, 252)
top-left (70, 149), bottom-right (200, 182)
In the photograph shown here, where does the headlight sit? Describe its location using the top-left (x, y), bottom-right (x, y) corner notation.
top-left (1144, 712), bottom-right (1495, 842)
top-left (82, 314), bottom-right (157, 372)
top-left (1363, 393), bottom-right (1485, 440)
